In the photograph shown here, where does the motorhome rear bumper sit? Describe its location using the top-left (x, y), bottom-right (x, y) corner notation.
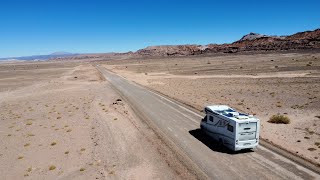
top-left (234, 141), bottom-right (259, 151)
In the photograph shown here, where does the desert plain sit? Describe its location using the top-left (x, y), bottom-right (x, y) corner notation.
top-left (0, 62), bottom-right (195, 179)
top-left (0, 51), bottom-right (320, 179)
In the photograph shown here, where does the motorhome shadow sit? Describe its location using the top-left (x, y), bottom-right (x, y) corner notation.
top-left (189, 129), bottom-right (254, 154)
top-left (195, 105), bottom-right (260, 152)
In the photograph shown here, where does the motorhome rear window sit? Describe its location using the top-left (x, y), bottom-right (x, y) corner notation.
top-left (209, 116), bottom-right (213, 122)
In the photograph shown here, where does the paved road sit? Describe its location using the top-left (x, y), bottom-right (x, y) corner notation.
top-left (96, 65), bottom-right (319, 180)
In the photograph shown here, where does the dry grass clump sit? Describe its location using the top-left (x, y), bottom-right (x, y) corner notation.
top-left (269, 92), bottom-right (275, 97)
top-left (18, 156), bottom-right (24, 160)
top-left (24, 143), bottom-right (30, 147)
top-left (268, 114), bottom-right (290, 124)
top-left (51, 142), bottom-right (57, 146)
top-left (308, 147), bottom-right (316, 151)
top-left (80, 168), bottom-right (85, 171)
top-left (27, 133), bottom-right (35, 137)
top-left (26, 121), bottom-right (33, 125)
top-left (65, 151), bottom-right (69, 154)
top-left (276, 101), bottom-right (282, 107)
top-left (66, 129), bottom-right (72, 132)
top-left (49, 165), bottom-right (56, 170)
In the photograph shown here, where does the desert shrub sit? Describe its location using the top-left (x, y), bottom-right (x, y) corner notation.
top-left (18, 156), bottom-right (24, 160)
top-left (49, 165), bottom-right (56, 170)
top-left (80, 168), bottom-right (85, 171)
top-left (268, 114), bottom-right (290, 124)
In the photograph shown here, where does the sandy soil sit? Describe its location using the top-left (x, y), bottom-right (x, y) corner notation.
top-left (0, 62), bottom-right (195, 179)
top-left (102, 52), bottom-right (320, 165)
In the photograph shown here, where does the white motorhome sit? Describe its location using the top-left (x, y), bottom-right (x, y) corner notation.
top-left (200, 105), bottom-right (260, 151)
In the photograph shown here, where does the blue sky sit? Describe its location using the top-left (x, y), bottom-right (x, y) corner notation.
top-left (0, 0), bottom-right (319, 57)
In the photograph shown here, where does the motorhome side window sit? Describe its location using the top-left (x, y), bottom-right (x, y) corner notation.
top-left (209, 116), bottom-right (213, 122)
top-left (227, 124), bottom-right (233, 132)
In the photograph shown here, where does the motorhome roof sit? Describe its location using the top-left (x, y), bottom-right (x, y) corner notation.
top-left (205, 105), bottom-right (259, 121)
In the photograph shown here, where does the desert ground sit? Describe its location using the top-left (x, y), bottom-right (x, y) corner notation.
top-left (0, 62), bottom-right (195, 179)
top-left (102, 52), bottom-right (320, 165)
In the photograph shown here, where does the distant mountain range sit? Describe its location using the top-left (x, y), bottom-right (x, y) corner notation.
top-left (51, 29), bottom-right (320, 61)
top-left (0, 52), bottom-right (77, 61)
top-left (136, 28), bottom-right (320, 56)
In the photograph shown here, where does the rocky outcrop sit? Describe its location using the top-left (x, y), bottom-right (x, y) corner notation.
top-left (238, 33), bottom-right (270, 41)
top-left (136, 45), bottom-right (204, 56)
top-left (136, 28), bottom-right (320, 57)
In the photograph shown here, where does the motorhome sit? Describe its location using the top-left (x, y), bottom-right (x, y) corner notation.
top-left (200, 105), bottom-right (260, 151)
